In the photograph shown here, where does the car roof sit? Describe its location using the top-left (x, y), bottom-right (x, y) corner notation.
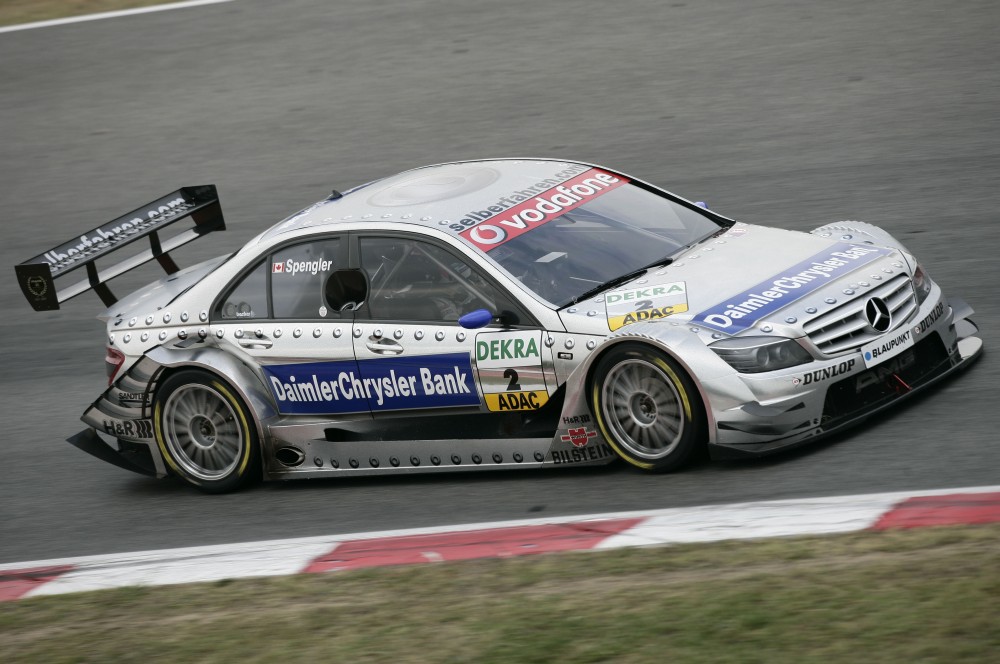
top-left (259, 158), bottom-right (603, 243)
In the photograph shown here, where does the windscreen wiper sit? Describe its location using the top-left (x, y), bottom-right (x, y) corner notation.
top-left (564, 256), bottom-right (674, 307)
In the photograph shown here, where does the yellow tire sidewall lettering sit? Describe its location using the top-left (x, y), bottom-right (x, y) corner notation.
top-left (153, 399), bottom-right (185, 477)
top-left (651, 357), bottom-right (693, 420)
top-left (154, 376), bottom-right (253, 483)
top-left (592, 381), bottom-right (654, 470)
top-left (212, 381), bottom-right (252, 477)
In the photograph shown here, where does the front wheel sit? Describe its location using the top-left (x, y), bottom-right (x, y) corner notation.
top-left (590, 344), bottom-right (705, 472)
top-left (154, 370), bottom-right (261, 493)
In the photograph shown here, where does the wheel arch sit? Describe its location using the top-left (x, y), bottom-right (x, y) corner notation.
top-left (142, 345), bottom-right (277, 452)
top-left (561, 327), bottom-right (722, 447)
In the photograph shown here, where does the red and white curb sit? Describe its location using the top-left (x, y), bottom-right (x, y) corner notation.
top-left (3, 485), bottom-right (999, 602)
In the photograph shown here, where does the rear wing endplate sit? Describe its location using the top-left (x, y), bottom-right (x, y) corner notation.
top-left (15, 185), bottom-right (224, 311)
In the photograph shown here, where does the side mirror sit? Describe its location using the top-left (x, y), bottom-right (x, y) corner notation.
top-left (458, 309), bottom-right (494, 329)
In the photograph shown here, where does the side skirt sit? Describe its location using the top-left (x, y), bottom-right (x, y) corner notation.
top-left (262, 433), bottom-right (617, 480)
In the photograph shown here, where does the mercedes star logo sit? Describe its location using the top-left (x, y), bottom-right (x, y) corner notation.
top-left (864, 296), bottom-right (892, 333)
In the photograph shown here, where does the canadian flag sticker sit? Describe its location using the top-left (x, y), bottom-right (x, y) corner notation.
top-left (272, 262), bottom-right (284, 273)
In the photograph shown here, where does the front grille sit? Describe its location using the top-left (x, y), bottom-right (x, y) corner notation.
top-left (804, 274), bottom-right (916, 355)
top-left (822, 332), bottom-right (949, 423)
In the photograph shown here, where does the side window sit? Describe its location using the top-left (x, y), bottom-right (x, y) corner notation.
top-left (271, 238), bottom-right (343, 319)
top-left (359, 237), bottom-right (497, 322)
top-left (220, 260), bottom-right (267, 320)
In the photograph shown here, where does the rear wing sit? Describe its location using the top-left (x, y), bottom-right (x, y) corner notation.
top-left (15, 185), bottom-right (224, 311)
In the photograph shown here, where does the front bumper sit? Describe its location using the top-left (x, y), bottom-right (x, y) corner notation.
top-left (707, 296), bottom-right (982, 459)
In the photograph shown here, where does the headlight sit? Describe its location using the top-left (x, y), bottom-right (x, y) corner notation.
top-left (709, 337), bottom-right (813, 373)
top-left (912, 264), bottom-right (933, 305)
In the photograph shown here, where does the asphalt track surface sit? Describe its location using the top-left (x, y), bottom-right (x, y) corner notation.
top-left (0, 0), bottom-right (997, 564)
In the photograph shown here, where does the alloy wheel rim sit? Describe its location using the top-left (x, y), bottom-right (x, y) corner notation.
top-left (162, 384), bottom-right (243, 481)
top-left (601, 358), bottom-right (684, 459)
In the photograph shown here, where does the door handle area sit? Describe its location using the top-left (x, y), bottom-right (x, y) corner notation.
top-left (236, 330), bottom-right (272, 349)
top-left (238, 339), bottom-right (273, 349)
top-left (366, 338), bottom-right (404, 355)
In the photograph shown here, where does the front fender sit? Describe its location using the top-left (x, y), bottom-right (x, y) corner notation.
top-left (810, 221), bottom-right (909, 254)
top-left (558, 321), bottom-right (742, 446)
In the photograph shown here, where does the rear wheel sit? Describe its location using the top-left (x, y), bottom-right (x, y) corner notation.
top-left (591, 344), bottom-right (705, 472)
top-left (154, 370), bottom-right (260, 493)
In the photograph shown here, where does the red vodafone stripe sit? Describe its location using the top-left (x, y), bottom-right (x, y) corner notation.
top-left (871, 492), bottom-right (1000, 530)
top-left (304, 518), bottom-right (644, 573)
top-left (460, 169), bottom-right (629, 252)
top-left (0, 565), bottom-right (75, 602)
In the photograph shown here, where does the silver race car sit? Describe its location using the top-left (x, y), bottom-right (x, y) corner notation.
top-left (16, 159), bottom-right (983, 492)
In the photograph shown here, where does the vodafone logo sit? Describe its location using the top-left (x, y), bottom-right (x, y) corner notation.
top-left (460, 169), bottom-right (628, 252)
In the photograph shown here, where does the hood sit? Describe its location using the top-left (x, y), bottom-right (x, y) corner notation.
top-left (98, 255), bottom-right (230, 323)
top-left (561, 223), bottom-right (909, 341)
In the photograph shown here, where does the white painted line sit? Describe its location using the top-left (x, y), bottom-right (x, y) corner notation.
top-left (28, 540), bottom-right (339, 596)
top-left (0, 0), bottom-right (235, 35)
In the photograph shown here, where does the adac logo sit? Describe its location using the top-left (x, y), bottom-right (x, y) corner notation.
top-left (560, 427), bottom-right (597, 448)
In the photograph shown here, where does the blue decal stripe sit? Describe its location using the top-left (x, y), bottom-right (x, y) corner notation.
top-left (264, 353), bottom-right (479, 415)
top-left (693, 243), bottom-right (891, 333)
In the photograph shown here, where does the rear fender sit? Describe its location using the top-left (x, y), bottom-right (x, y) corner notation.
top-left (142, 344), bottom-right (277, 450)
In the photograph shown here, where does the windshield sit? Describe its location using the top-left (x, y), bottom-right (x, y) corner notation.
top-left (462, 180), bottom-right (724, 307)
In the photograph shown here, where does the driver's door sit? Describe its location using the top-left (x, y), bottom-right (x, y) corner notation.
top-left (349, 234), bottom-right (555, 440)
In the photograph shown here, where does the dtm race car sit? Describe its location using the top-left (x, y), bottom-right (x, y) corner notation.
top-left (15, 159), bottom-right (983, 492)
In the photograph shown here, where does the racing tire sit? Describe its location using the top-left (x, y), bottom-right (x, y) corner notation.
top-left (590, 343), bottom-right (705, 472)
top-left (154, 370), bottom-right (261, 493)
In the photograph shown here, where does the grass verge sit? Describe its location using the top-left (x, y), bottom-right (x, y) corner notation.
top-left (0, 1), bottom-right (178, 27)
top-left (2, 523), bottom-right (999, 663)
